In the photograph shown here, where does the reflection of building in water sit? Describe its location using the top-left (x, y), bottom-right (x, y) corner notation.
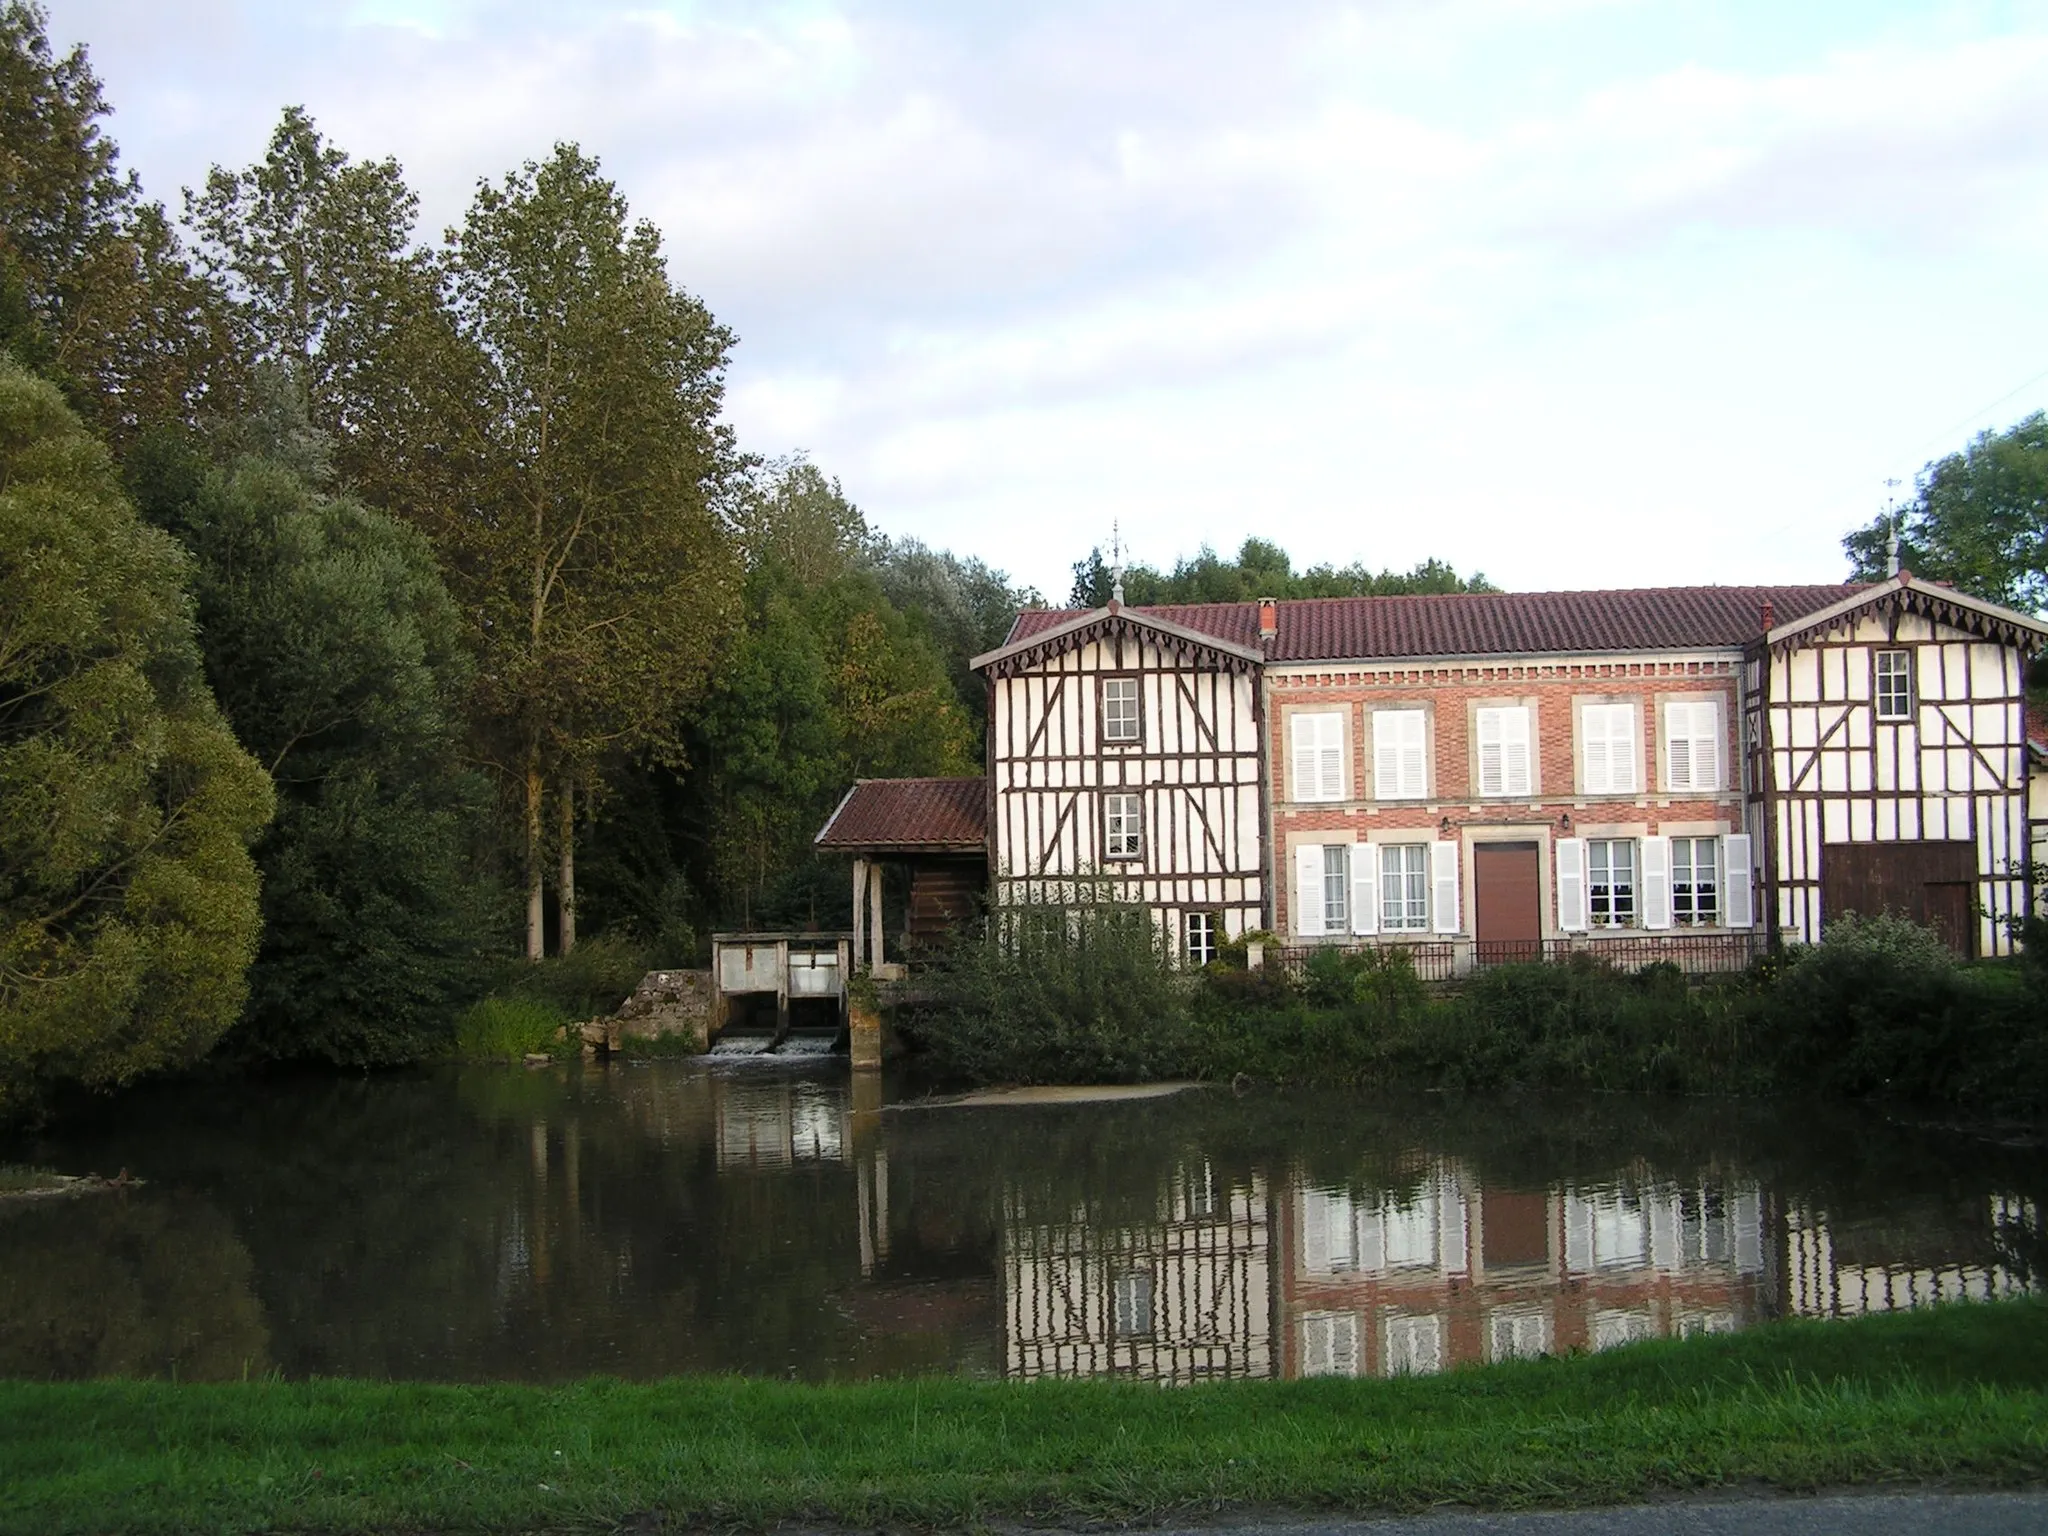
top-left (712, 1077), bottom-right (847, 1168)
top-left (1783, 1194), bottom-right (2035, 1317)
top-left (1283, 1165), bottom-right (1767, 1378)
top-left (1003, 1163), bottom-right (1271, 1383)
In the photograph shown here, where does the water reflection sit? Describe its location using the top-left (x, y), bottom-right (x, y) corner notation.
top-left (4, 1063), bottom-right (2041, 1383)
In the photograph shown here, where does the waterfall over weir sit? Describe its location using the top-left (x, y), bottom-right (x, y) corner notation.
top-left (707, 1032), bottom-right (842, 1058)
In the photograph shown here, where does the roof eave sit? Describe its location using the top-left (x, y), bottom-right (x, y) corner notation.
top-left (972, 605), bottom-right (1262, 674)
top-left (1763, 575), bottom-right (2048, 653)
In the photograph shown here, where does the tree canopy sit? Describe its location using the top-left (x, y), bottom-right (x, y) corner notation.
top-left (1069, 536), bottom-right (1495, 607)
top-left (1844, 414), bottom-right (2048, 613)
top-left (0, 363), bottom-right (271, 1110)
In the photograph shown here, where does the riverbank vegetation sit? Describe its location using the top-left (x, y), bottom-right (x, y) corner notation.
top-left (903, 910), bottom-right (2048, 1117)
top-left (2, 1299), bottom-right (2042, 1534)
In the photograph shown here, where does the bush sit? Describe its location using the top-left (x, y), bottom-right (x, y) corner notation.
top-left (488, 935), bottom-right (650, 1022)
top-left (453, 997), bottom-right (570, 1060)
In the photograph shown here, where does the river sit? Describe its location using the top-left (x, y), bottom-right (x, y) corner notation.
top-left (2, 1059), bottom-right (2040, 1383)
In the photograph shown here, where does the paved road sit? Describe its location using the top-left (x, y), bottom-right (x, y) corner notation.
top-left (1135, 1491), bottom-right (2048, 1534)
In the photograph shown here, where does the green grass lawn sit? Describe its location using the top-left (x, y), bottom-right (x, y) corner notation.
top-left (5, 1300), bottom-right (2045, 1535)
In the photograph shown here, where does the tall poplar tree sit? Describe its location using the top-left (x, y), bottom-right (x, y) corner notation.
top-left (439, 145), bottom-right (741, 959)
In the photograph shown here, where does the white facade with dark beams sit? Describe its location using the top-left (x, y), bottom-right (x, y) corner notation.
top-left (1748, 573), bottom-right (2048, 957)
top-left (970, 602), bottom-right (1267, 960)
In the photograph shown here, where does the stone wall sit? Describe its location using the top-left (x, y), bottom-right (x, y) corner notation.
top-left (585, 969), bottom-right (712, 1052)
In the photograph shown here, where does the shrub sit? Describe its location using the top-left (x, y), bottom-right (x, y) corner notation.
top-left (489, 934), bottom-right (650, 1022)
top-left (453, 997), bottom-right (570, 1060)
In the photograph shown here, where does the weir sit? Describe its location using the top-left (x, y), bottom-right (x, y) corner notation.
top-left (708, 933), bottom-right (854, 1057)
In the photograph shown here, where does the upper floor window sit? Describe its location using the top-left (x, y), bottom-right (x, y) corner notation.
top-left (1664, 701), bottom-right (1721, 793)
top-left (1476, 706), bottom-right (1532, 796)
top-left (1875, 650), bottom-right (1913, 721)
top-left (1373, 709), bottom-right (1428, 799)
top-left (1104, 791), bottom-right (1143, 858)
top-left (1291, 711), bottom-right (1347, 802)
top-left (1101, 676), bottom-right (1140, 743)
top-left (1580, 704), bottom-right (1638, 794)
top-left (1112, 1270), bottom-right (1155, 1337)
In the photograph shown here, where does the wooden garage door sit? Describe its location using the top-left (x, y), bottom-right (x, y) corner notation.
top-left (1474, 841), bottom-right (1542, 965)
top-left (1820, 840), bottom-right (1976, 957)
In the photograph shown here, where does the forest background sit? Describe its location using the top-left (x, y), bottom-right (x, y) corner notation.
top-left (3, 3), bottom-right (2042, 1113)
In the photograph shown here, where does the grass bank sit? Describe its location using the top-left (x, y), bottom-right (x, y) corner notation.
top-left (5, 1301), bottom-right (2046, 1535)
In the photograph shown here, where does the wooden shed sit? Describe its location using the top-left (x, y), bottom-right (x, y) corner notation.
top-left (814, 777), bottom-right (988, 972)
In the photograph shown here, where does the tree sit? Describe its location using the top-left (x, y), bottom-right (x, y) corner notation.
top-left (0, 363), bottom-right (271, 1114)
top-left (1069, 537), bottom-right (1493, 607)
top-left (868, 535), bottom-right (1038, 727)
top-left (127, 378), bottom-right (490, 1065)
top-left (1844, 414), bottom-right (2048, 612)
top-left (438, 144), bottom-right (742, 959)
top-left (0, 3), bottom-right (234, 449)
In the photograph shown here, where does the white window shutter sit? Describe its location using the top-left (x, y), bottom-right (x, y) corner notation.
top-left (1642, 835), bottom-right (1672, 930)
top-left (1374, 716), bottom-right (1400, 800)
top-left (1693, 705), bottom-right (1721, 792)
top-left (1724, 832), bottom-right (1754, 929)
top-left (1349, 843), bottom-right (1379, 935)
top-left (1291, 714), bottom-right (1319, 802)
top-left (1318, 714), bottom-right (1346, 801)
top-left (1502, 707), bottom-right (1532, 795)
top-left (1430, 839), bottom-right (1461, 934)
top-left (1293, 844), bottom-right (1325, 937)
top-left (1400, 713), bottom-right (1427, 797)
top-left (1477, 708), bottom-right (1503, 795)
top-left (1583, 710), bottom-right (1611, 794)
top-left (1612, 706), bottom-right (1638, 793)
top-left (1301, 1191), bottom-right (1330, 1274)
top-left (1557, 836), bottom-right (1588, 932)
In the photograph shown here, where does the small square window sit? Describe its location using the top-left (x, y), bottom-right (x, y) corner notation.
top-left (1104, 792), bottom-right (1142, 858)
top-left (1101, 676), bottom-right (1140, 743)
top-left (1875, 650), bottom-right (1913, 721)
top-left (1185, 911), bottom-right (1217, 966)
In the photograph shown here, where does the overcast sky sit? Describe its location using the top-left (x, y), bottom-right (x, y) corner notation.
top-left (45, 0), bottom-right (2048, 600)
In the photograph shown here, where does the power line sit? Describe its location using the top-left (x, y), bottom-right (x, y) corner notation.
top-left (1900, 362), bottom-right (2048, 465)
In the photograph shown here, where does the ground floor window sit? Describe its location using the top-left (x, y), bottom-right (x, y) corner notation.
top-left (1589, 838), bottom-right (1635, 927)
top-left (1185, 910), bottom-right (1218, 966)
top-left (1103, 792), bottom-right (1142, 858)
top-left (1380, 843), bottom-right (1430, 931)
top-left (1112, 1270), bottom-right (1154, 1337)
top-left (1322, 845), bottom-right (1349, 933)
top-left (1672, 836), bottom-right (1719, 925)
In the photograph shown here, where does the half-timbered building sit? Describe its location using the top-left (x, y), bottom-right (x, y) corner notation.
top-left (969, 602), bottom-right (1267, 950)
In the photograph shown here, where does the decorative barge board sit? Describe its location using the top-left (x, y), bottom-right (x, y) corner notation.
top-left (972, 603), bottom-right (1267, 950)
top-left (1748, 574), bottom-right (2048, 956)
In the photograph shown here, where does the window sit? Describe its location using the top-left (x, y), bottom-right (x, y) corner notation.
top-left (1489, 1310), bottom-right (1552, 1363)
top-left (1588, 839), bottom-right (1635, 927)
top-left (1380, 844), bottom-right (1430, 931)
top-left (1383, 1312), bottom-right (1443, 1376)
top-left (1476, 706), bottom-right (1532, 796)
top-left (1664, 702), bottom-right (1720, 792)
top-left (1373, 709), bottom-right (1428, 798)
top-left (1101, 676), bottom-right (1140, 743)
top-left (1290, 711), bottom-right (1346, 801)
top-left (1104, 792), bottom-right (1142, 859)
top-left (1185, 911), bottom-right (1217, 966)
top-left (1112, 1270), bottom-right (1154, 1337)
top-left (1322, 845), bottom-right (1349, 933)
top-left (1301, 1312), bottom-right (1360, 1377)
top-left (1875, 649), bottom-right (1913, 720)
top-left (1580, 704), bottom-right (1637, 794)
top-left (1671, 836), bottom-right (1718, 926)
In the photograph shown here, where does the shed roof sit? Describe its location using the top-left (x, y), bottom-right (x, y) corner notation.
top-left (814, 777), bottom-right (987, 854)
top-left (1004, 585), bottom-right (1863, 663)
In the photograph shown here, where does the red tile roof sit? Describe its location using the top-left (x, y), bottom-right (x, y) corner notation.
top-left (1005, 585), bottom-right (1864, 661)
top-left (814, 777), bottom-right (987, 853)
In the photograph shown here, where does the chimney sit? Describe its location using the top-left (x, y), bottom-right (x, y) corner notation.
top-left (1258, 597), bottom-right (1278, 641)
top-left (1760, 600), bottom-right (1775, 635)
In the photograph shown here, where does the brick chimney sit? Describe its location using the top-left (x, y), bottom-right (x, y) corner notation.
top-left (1760, 600), bottom-right (1774, 635)
top-left (1258, 597), bottom-right (1278, 641)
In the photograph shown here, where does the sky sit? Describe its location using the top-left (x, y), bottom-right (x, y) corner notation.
top-left (43, 0), bottom-right (2048, 601)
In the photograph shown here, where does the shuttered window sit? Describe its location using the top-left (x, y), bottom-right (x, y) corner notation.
top-left (1477, 706), bottom-right (1532, 796)
top-left (1373, 709), bottom-right (1428, 799)
top-left (1380, 844), bottom-right (1430, 931)
top-left (1290, 712), bottom-right (1347, 802)
top-left (1580, 704), bottom-right (1637, 794)
top-left (1664, 702), bottom-right (1721, 792)
top-left (1672, 836), bottom-right (1719, 926)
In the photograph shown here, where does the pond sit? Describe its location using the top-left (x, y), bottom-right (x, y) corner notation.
top-left (3, 1060), bottom-right (2041, 1384)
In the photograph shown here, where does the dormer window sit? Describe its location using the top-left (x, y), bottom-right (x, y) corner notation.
top-left (1101, 676), bottom-right (1140, 743)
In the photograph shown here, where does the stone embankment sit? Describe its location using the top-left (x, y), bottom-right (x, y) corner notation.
top-left (576, 970), bottom-right (713, 1054)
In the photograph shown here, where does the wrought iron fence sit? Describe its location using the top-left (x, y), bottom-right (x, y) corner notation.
top-left (1264, 931), bottom-right (1763, 984)
top-left (1267, 941), bottom-right (1460, 983)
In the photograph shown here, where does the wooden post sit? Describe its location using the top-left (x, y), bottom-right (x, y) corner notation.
top-left (851, 858), bottom-right (869, 971)
top-left (774, 938), bottom-right (790, 1046)
top-left (868, 861), bottom-right (886, 971)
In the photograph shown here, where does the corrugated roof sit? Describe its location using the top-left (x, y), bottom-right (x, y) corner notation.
top-left (1005, 585), bottom-right (1863, 661)
top-left (814, 777), bottom-right (987, 853)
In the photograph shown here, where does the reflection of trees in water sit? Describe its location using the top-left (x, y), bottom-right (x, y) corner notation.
top-left (0, 1193), bottom-right (270, 1380)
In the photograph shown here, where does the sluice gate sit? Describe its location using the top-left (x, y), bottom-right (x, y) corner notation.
top-left (709, 933), bottom-right (853, 1056)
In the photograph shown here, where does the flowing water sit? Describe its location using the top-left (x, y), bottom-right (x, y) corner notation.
top-left (2, 1060), bottom-right (2041, 1383)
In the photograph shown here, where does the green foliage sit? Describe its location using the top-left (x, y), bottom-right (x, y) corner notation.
top-left (486, 933), bottom-right (649, 1023)
top-left (452, 996), bottom-right (569, 1060)
top-left (1845, 413), bottom-right (2048, 611)
top-left (904, 904), bottom-right (1196, 1083)
top-left (1070, 536), bottom-right (1494, 607)
top-left (0, 363), bottom-right (272, 1113)
top-left (127, 388), bottom-right (492, 1066)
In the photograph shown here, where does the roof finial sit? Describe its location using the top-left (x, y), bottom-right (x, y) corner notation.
top-left (1884, 478), bottom-right (1902, 578)
top-left (1110, 520), bottom-right (1125, 607)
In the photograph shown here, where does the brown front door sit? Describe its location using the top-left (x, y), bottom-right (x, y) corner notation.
top-left (1474, 841), bottom-right (1542, 965)
top-left (1820, 840), bottom-right (1977, 956)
